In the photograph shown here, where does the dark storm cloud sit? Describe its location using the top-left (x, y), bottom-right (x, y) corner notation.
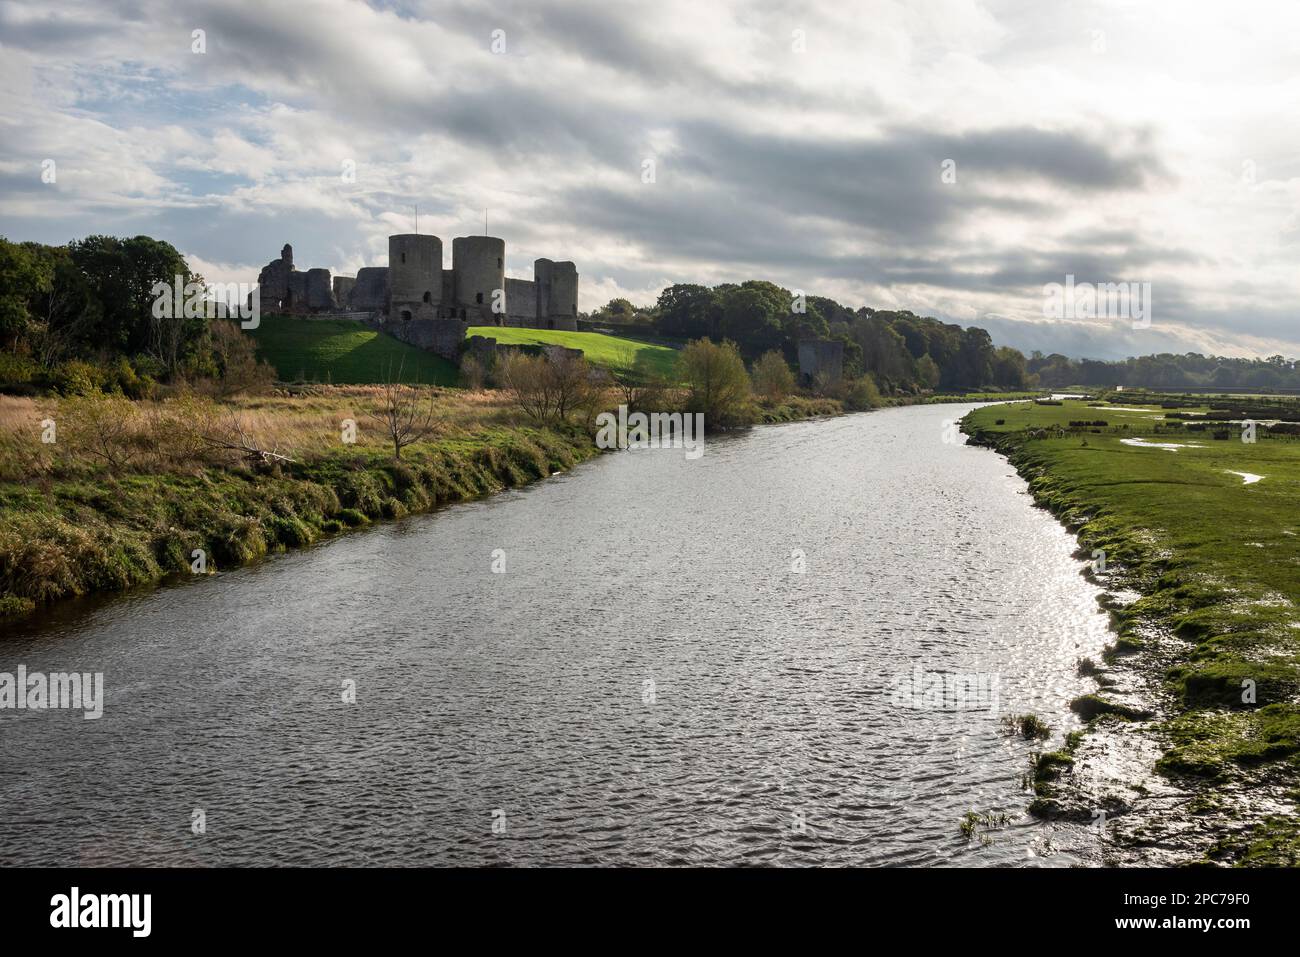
top-left (0, 1), bottom-right (145, 50)
top-left (176, 1), bottom-right (645, 167)
top-left (667, 121), bottom-right (1164, 241)
top-left (528, 116), bottom-right (1170, 294)
top-left (422, 0), bottom-right (866, 110)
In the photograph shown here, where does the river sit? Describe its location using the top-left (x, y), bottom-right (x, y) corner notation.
top-left (0, 403), bottom-right (1114, 866)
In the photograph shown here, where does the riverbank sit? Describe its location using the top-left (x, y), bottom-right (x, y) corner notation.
top-left (962, 398), bottom-right (1300, 866)
top-left (0, 400), bottom-right (1110, 867)
top-left (0, 382), bottom-right (864, 621)
top-left (1, 386), bottom-right (1045, 623)
top-left (0, 388), bottom-right (604, 622)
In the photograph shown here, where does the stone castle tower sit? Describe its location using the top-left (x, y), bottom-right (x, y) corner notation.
top-left (254, 232), bottom-right (580, 332)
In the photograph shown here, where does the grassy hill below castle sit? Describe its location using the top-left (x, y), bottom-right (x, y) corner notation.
top-left (467, 326), bottom-right (680, 380)
top-left (249, 316), bottom-right (460, 385)
top-left (249, 316), bottom-right (682, 386)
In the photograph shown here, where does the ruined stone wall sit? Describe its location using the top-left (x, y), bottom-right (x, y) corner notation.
top-left (255, 245), bottom-right (294, 310)
top-left (547, 261), bottom-right (578, 328)
top-left (254, 244), bottom-right (336, 314)
top-left (440, 272), bottom-right (457, 317)
top-left (379, 317), bottom-right (468, 362)
top-left (797, 339), bottom-right (845, 385)
top-left (349, 267), bottom-right (389, 311)
top-left (533, 258), bottom-right (579, 331)
top-left (464, 335), bottom-right (584, 366)
top-left (305, 268), bottom-right (333, 310)
top-left (332, 276), bottom-right (355, 309)
top-left (504, 277), bottom-right (536, 327)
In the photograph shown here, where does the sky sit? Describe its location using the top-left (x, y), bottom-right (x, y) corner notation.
top-left (1, 0), bottom-right (1298, 361)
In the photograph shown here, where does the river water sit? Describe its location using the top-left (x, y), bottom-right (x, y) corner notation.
top-left (0, 403), bottom-right (1113, 866)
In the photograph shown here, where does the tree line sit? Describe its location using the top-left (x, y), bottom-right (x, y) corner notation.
top-left (592, 282), bottom-right (1300, 393)
top-left (6, 233), bottom-right (1297, 399)
top-left (0, 234), bottom-right (271, 397)
top-left (593, 281), bottom-right (1032, 393)
top-left (1027, 350), bottom-right (1300, 392)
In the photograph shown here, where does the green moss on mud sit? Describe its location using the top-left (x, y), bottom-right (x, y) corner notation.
top-left (964, 398), bottom-right (1300, 854)
top-left (1208, 814), bottom-right (1300, 866)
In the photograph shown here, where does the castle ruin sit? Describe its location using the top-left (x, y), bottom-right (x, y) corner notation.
top-left (797, 339), bottom-right (844, 386)
top-left (252, 233), bottom-right (580, 360)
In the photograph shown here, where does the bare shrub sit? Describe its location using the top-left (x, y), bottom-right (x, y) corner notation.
top-left (59, 391), bottom-right (141, 473)
top-left (500, 351), bottom-right (603, 426)
top-left (367, 366), bottom-right (440, 460)
top-left (460, 353), bottom-right (488, 391)
top-left (616, 353), bottom-right (669, 413)
top-left (751, 349), bottom-right (795, 402)
top-left (146, 394), bottom-right (225, 467)
top-left (210, 320), bottom-right (276, 397)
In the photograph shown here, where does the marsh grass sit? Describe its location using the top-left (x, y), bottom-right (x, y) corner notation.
top-left (0, 388), bottom-right (595, 618)
top-left (963, 396), bottom-right (1300, 863)
top-left (1002, 713), bottom-right (1052, 740)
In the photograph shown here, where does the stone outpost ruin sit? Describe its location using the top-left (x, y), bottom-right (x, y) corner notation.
top-left (252, 234), bottom-right (580, 361)
top-left (797, 338), bottom-right (844, 386)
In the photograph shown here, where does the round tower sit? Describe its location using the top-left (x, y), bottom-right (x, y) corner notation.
top-left (453, 236), bottom-right (506, 322)
top-left (535, 258), bottom-right (578, 330)
top-left (388, 234), bottom-right (441, 318)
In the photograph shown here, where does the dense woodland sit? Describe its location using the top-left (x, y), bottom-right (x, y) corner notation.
top-left (599, 283), bottom-right (1300, 393)
top-left (0, 234), bottom-right (269, 396)
top-left (1024, 350), bottom-right (1300, 392)
top-left (4, 234), bottom-right (1298, 397)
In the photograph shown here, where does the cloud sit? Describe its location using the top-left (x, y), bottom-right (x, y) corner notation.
top-left (0, 0), bottom-right (1297, 360)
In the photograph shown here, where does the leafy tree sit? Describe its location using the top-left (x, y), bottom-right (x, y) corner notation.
top-left (592, 297), bottom-right (655, 324)
top-left (678, 338), bottom-right (753, 428)
top-left (916, 353), bottom-right (941, 390)
top-left (853, 313), bottom-right (914, 391)
top-left (0, 238), bottom-right (52, 350)
top-left (718, 285), bottom-right (783, 357)
top-left (992, 346), bottom-right (1030, 390)
top-left (655, 284), bottom-right (715, 339)
top-left (69, 234), bottom-right (194, 358)
top-left (948, 327), bottom-right (995, 390)
top-left (751, 349), bottom-right (795, 401)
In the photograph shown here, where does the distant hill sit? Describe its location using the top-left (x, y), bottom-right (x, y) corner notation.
top-left (467, 326), bottom-right (679, 379)
top-left (249, 316), bottom-right (459, 385)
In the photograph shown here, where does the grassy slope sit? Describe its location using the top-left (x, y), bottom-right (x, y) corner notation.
top-left (467, 326), bottom-right (679, 379)
top-left (963, 398), bottom-right (1300, 864)
top-left (250, 316), bottom-right (459, 385)
top-left (0, 427), bottom-right (596, 615)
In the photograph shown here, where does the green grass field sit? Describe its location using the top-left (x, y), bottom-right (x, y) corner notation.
top-left (250, 316), bottom-right (459, 385)
top-left (965, 398), bottom-right (1300, 603)
top-left (963, 397), bottom-right (1300, 863)
top-left (468, 326), bottom-right (679, 379)
top-left (249, 318), bottom-right (680, 385)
